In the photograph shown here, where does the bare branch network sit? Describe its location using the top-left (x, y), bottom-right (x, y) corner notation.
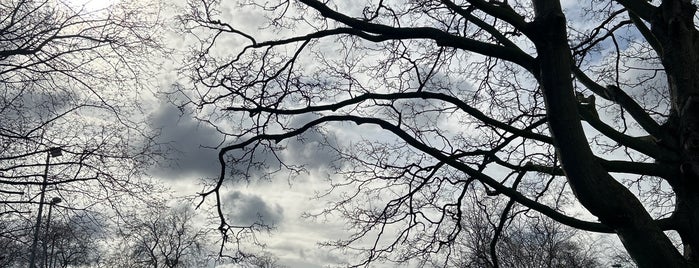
top-left (179, 0), bottom-right (699, 267)
top-left (0, 1), bottom-right (179, 266)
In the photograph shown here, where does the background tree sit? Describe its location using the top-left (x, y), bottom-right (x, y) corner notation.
top-left (181, 0), bottom-right (699, 267)
top-left (0, 211), bottom-right (103, 268)
top-left (43, 213), bottom-right (103, 268)
top-left (0, 217), bottom-right (30, 266)
top-left (0, 0), bottom-right (168, 264)
top-left (107, 204), bottom-right (214, 268)
top-left (454, 207), bottom-right (600, 268)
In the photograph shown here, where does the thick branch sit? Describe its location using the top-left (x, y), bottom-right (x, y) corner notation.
top-left (224, 91), bottom-right (552, 144)
top-left (628, 11), bottom-right (663, 57)
top-left (462, 0), bottom-right (529, 32)
top-left (532, 1), bottom-right (685, 266)
top-left (218, 115), bottom-right (612, 233)
top-left (578, 104), bottom-right (678, 162)
top-left (573, 68), bottom-right (676, 147)
top-left (616, 0), bottom-right (658, 21)
top-left (298, 0), bottom-right (536, 70)
top-left (440, 0), bottom-right (522, 49)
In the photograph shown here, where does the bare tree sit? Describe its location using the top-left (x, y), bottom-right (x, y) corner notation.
top-left (0, 217), bottom-right (31, 266)
top-left (181, 0), bottom-right (699, 267)
top-left (43, 213), bottom-right (103, 268)
top-left (0, 0), bottom-right (164, 215)
top-left (108, 204), bottom-right (213, 268)
top-left (0, 211), bottom-right (103, 268)
top-left (0, 0), bottom-right (167, 265)
top-left (455, 208), bottom-right (600, 268)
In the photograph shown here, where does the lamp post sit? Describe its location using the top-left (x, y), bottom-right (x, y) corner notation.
top-left (43, 197), bottom-right (61, 268)
top-left (29, 147), bottom-right (62, 268)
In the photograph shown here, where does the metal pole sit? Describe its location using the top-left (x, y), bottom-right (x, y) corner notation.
top-left (44, 197), bottom-right (61, 268)
top-left (29, 147), bottom-right (60, 268)
top-left (49, 234), bottom-right (57, 268)
top-left (43, 201), bottom-right (54, 268)
top-left (28, 152), bottom-right (50, 268)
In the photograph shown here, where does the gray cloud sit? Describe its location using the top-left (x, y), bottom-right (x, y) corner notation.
top-left (147, 98), bottom-right (224, 180)
top-left (222, 190), bottom-right (284, 226)
top-left (282, 113), bottom-right (342, 172)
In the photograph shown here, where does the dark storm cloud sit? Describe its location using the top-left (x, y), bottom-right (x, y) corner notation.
top-left (222, 190), bottom-right (284, 226)
top-left (148, 100), bottom-right (223, 180)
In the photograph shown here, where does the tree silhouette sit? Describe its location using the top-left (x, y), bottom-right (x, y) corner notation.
top-left (0, 211), bottom-right (103, 268)
top-left (0, 0), bottom-right (166, 259)
top-left (454, 203), bottom-right (600, 268)
top-left (107, 205), bottom-right (213, 268)
top-left (182, 0), bottom-right (699, 267)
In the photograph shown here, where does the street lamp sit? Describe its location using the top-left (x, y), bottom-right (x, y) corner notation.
top-left (29, 147), bottom-right (62, 268)
top-left (43, 197), bottom-right (61, 268)
top-left (49, 147), bottom-right (62, 157)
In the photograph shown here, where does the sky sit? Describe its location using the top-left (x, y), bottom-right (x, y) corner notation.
top-left (148, 96), bottom-right (387, 267)
top-left (38, 0), bottom-right (669, 267)
top-left (143, 3), bottom-right (366, 267)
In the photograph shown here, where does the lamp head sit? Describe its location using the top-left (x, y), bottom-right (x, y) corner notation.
top-left (49, 147), bottom-right (62, 157)
top-left (50, 197), bottom-right (62, 204)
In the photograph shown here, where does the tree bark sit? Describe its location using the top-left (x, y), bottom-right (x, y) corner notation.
top-left (651, 0), bottom-right (699, 263)
top-left (530, 0), bottom-right (689, 266)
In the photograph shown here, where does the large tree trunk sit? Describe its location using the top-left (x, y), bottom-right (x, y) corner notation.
top-left (651, 0), bottom-right (699, 263)
top-left (530, 0), bottom-right (690, 267)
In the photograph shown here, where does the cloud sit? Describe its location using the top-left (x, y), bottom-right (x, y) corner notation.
top-left (147, 98), bottom-right (224, 180)
top-left (222, 191), bottom-right (284, 226)
top-left (282, 113), bottom-right (341, 172)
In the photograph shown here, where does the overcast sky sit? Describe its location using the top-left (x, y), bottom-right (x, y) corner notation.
top-left (140, 2), bottom-right (360, 266)
top-left (1, 0), bottom-right (670, 267)
top-left (132, 0), bottom-right (656, 267)
top-left (148, 98), bottom-right (353, 267)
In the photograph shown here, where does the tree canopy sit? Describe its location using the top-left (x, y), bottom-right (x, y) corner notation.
top-left (181, 0), bottom-right (699, 267)
top-left (0, 0), bottom-right (164, 213)
top-left (0, 0), bottom-right (170, 265)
